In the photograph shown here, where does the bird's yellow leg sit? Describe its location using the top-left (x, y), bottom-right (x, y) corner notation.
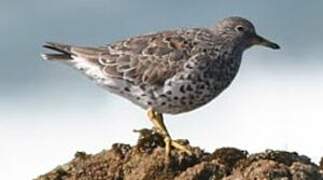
top-left (147, 108), bottom-right (192, 156)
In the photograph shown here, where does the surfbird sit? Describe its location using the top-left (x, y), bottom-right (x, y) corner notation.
top-left (41, 16), bottom-right (280, 156)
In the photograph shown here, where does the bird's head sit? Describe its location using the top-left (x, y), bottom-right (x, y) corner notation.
top-left (213, 16), bottom-right (280, 50)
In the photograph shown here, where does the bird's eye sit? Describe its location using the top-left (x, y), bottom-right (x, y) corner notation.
top-left (235, 25), bottom-right (245, 32)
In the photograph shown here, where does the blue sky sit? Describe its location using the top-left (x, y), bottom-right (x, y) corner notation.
top-left (1, 0), bottom-right (323, 179)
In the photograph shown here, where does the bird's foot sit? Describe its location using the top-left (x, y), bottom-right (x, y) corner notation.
top-left (147, 108), bottom-right (193, 157)
top-left (163, 136), bottom-right (193, 156)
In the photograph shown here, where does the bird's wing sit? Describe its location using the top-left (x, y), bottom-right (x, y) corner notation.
top-left (46, 28), bottom-right (215, 87)
top-left (101, 29), bottom-right (216, 86)
top-left (98, 30), bottom-right (197, 86)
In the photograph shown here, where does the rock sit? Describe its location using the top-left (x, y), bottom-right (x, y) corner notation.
top-left (35, 129), bottom-right (323, 180)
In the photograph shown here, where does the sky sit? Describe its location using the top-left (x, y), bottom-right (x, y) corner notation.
top-left (1, 0), bottom-right (323, 179)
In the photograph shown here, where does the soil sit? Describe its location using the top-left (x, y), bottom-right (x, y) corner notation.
top-left (35, 129), bottom-right (323, 180)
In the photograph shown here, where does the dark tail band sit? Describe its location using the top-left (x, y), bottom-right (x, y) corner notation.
top-left (41, 42), bottom-right (74, 60)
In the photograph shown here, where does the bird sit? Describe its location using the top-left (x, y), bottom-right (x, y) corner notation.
top-left (41, 16), bottom-right (280, 157)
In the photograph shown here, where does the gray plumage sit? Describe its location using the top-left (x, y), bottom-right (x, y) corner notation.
top-left (41, 16), bottom-right (279, 114)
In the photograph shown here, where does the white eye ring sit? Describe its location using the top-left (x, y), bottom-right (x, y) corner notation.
top-left (235, 25), bottom-right (245, 32)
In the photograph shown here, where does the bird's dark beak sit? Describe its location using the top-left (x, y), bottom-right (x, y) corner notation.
top-left (252, 34), bottom-right (280, 50)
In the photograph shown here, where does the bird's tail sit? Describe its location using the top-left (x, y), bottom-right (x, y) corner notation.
top-left (41, 42), bottom-right (74, 61)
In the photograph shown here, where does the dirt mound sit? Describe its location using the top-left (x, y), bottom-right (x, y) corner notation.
top-left (35, 129), bottom-right (323, 180)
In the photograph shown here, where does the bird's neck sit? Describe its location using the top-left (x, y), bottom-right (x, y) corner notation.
top-left (218, 42), bottom-right (244, 63)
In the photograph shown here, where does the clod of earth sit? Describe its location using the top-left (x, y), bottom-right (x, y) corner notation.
top-left (35, 129), bottom-right (323, 180)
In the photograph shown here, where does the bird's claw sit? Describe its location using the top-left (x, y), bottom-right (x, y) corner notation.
top-left (164, 136), bottom-right (193, 156)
